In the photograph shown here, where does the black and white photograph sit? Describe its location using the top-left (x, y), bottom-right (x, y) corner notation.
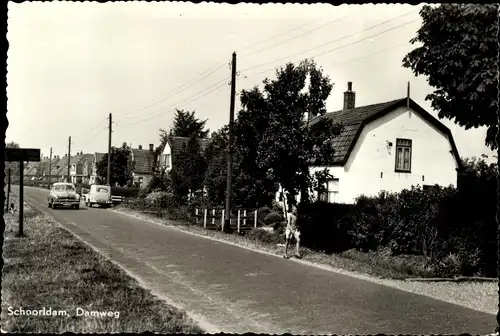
top-left (2, 1), bottom-right (499, 334)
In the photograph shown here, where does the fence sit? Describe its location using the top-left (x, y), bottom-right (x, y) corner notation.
top-left (194, 208), bottom-right (259, 233)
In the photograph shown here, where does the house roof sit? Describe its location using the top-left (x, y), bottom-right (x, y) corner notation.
top-left (78, 154), bottom-right (94, 167)
top-left (94, 152), bottom-right (106, 164)
top-left (310, 98), bottom-right (462, 168)
top-left (132, 149), bottom-right (155, 175)
top-left (167, 136), bottom-right (212, 158)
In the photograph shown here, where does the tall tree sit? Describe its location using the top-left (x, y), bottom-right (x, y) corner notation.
top-left (171, 109), bottom-right (210, 138)
top-left (403, 4), bottom-right (499, 150)
top-left (96, 143), bottom-right (133, 186)
top-left (252, 59), bottom-right (341, 206)
top-left (171, 136), bottom-right (207, 202)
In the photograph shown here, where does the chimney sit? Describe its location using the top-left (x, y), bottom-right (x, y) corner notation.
top-left (343, 81), bottom-right (356, 110)
top-left (138, 145), bottom-right (142, 150)
top-left (149, 144), bottom-right (154, 151)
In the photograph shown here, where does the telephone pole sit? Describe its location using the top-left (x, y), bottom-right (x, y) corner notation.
top-left (224, 52), bottom-right (237, 233)
top-left (67, 137), bottom-right (71, 183)
top-left (48, 147), bottom-right (52, 185)
top-left (107, 113), bottom-right (112, 186)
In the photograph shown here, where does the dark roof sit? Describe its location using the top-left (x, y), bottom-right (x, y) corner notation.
top-left (310, 98), bottom-right (462, 168)
top-left (94, 152), bottom-right (106, 164)
top-left (132, 149), bottom-right (155, 174)
top-left (167, 136), bottom-right (211, 158)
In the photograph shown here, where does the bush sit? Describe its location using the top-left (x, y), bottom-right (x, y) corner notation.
top-left (246, 228), bottom-right (285, 245)
top-left (263, 211), bottom-right (282, 226)
top-left (111, 186), bottom-right (141, 198)
top-left (299, 202), bottom-right (356, 254)
top-left (145, 191), bottom-right (176, 208)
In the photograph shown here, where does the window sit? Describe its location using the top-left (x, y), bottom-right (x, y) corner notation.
top-left (318, 178), bottom-right (340, 203)
top-left (395, 138), bottom-right (412, 172)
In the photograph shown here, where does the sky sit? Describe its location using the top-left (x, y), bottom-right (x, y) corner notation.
top-left (7, 2), bottom-right (497, 163)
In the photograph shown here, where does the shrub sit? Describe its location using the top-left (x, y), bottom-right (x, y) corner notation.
top-left (111, 186), bottom-right (141, 198)
top-left (299, 202), bottom-right (356, 253)
top-left (246, 228), bottom-right (285, 245)
top-left (145, 191), bottom-right (176, 208)
top-left (263, 211), bottom-right (282, 226)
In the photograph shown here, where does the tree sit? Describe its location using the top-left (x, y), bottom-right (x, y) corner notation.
top-left (6, 141), bottom-right (20, 148)
top-left (250, 59), bottom-right (341, 206)
top-left (402, 4), bottom-right (499, 149)
top-left (170, 136), bottom-right (207, 202)
top-left (96, 143), bottom-right (133, 186)
top-left (171, 109), bottom-right (210, 138)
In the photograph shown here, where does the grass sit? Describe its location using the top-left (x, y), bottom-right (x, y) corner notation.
top-left (1, 191), bottom-right (204, 334)
top-left (114, 205), bottom-right (435, 280)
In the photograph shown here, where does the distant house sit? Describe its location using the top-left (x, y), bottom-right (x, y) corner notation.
top-left (131, 144), bottom-right (156, 188)
top-left (157, 136), bottom-right (211, 173)
top-left (277, 82), bottom-right (462, 205)
top-left (79, 154), bottom-right (94, 184)
top-left (90, 152), bottom-right (106, 185)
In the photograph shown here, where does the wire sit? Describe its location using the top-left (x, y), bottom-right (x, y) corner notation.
top-left (239, 9), bottom-right (419, 73)
top-left (116, 61), bottom-right (227, 119)
top-left (240, 13), bottom-right (352, 58)
top-left (243, 41), bottom-right (410, 79)
top-left (119, 78), bottom-right (229, 127)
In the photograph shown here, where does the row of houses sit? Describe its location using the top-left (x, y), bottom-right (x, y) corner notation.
top-left (15, 82), bottom-right (462, 204)
top-left (19, 145), bottom-right (158, 189)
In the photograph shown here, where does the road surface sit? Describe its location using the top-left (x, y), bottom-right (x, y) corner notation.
top-left (23, 186), bottom-right (496, 334)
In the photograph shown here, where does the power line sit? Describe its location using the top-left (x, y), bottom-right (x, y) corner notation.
top-left (119, 78), bottom-right (229, 127)
top-left (117, 61), bottom-right (227, 118)
top-left (240, 13), bottom-right (352, 58)
top-left (239, 9), bottom-right (419, 74)
top-left (243, 41), bottom-right (410, 79)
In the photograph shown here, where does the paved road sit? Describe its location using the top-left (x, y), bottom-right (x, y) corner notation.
top-left (23, 186), bottom-right (495, 334)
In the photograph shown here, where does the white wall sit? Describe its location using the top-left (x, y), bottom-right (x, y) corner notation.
top-left (160, 143), bottom-right (173, 172)
top-left (336, 106), bottom-right (458, 203)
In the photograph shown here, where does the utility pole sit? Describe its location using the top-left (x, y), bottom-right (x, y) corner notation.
top-left (48, 147), bottom-right (52, 186)
top-left (107, 113), bottom-right (112, 186)
top-left (224, 52), bottom-right (237, 233)
top-left (67, 137), bottom-right (71, 183)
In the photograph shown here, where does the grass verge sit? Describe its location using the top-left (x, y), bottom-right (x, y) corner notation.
top-left (1, 191), bottom-right (204, 334)
top-left (113, 206), bottom-right (432, 280)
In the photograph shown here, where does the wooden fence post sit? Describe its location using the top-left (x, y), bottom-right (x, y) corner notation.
top-left (237, 209), bottom-right (241, 233)
top-left (195, 208), bottom-right (198, 224)
top-left (254, 210), bottom-right (257, 228)
top-left (212, 209), bottom-right (215, 225)
top-left (243, 209), bottom-right (247, 227)
top-left (221, 209), bottom-right (225, 231)
top-left (203, 209), bottom-right (207, 228)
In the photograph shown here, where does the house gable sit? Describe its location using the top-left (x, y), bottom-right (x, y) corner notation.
top-left (312, 98), bottom-right (462, 170)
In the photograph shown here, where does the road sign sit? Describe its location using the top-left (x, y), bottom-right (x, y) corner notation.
top-left (5, 148), bottom-right (41, 162)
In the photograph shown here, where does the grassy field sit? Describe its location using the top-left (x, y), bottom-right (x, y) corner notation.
top-left (1, 191), bottom-right (204, 334)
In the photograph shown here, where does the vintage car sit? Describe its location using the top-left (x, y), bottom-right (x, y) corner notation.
top-left (48, 182), bottom-right (80, 209)
top-left (86, 184), bottom-right (112, 208)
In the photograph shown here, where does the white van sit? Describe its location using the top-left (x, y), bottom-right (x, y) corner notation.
top-left (86, 184), bottom-right (112, 208)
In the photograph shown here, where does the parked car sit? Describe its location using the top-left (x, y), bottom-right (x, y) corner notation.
top-left (86, 184), bottom-right (112, 208)
top-left (48, 182), bottom-right (80, 209)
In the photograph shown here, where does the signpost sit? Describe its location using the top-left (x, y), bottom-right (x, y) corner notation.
top-left (5, 148), bottom-right (41, 236)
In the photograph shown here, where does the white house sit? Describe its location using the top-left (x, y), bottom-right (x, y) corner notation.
top-left (157, 136), bottom-right (211, 173)
top-left (277, 82), bottom-right (462, 205)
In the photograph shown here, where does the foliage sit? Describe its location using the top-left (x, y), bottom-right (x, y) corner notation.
top-left (170, 136), bottom-right (207, 203)
top-left (96, 143), bottom-right (133, 186)
top-left (6, 141), bottom-right (20, 148)
top-left (263, 212), bottom-right (283, 226)
top-left (110, 186), bottom-right (141, 198)
top-left (145, 191), bottom-right (176, 208)
top-left (145, 171), bottom-right (172, 194)
top-left (251, 59), bottom-right (342, 206)
top-left (246, 228), bottom-right (285, 245)
top-left (299, 202), bottom-right (356, 253)
top-left (403, 4), bottom-right (499, 149)
top-left (170, 109), bottom-right (209, 138)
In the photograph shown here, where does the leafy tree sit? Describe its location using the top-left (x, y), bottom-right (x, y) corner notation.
top-left (403, 4), bottom-right (499, 149)
top-left (250, 59), bottom-right (341, 206)
top-left (170, 136), bottom-right (207, 202)
top-left (96, 143), bottom-right (133, 186)
top-left (6, 141), bottom-right (20, 148)
top-left (171, 109), bottom-right (209, 138)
